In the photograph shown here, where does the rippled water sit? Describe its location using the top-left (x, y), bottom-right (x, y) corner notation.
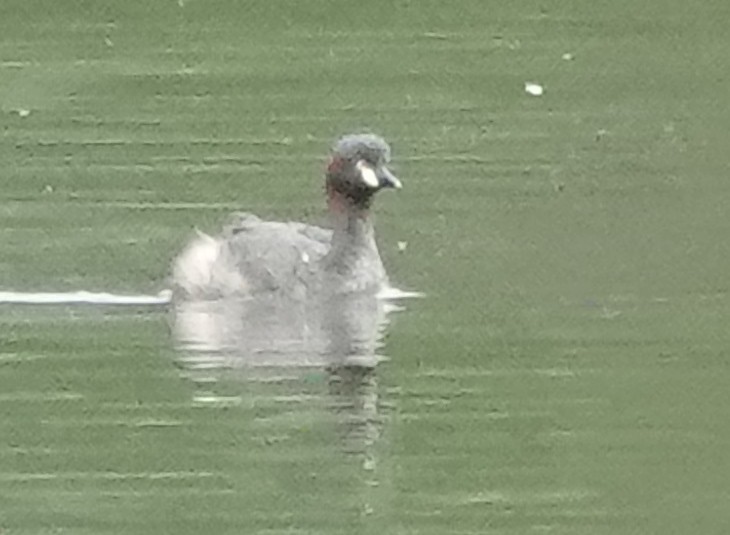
top-left (3, 0), bottom-right (730, 532)
top-left (1, 293), bottom-right (414, 532)
top-left (171, 290), bottom-right (418, 463)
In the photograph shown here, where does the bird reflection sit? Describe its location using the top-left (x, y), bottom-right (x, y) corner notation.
top-left (171, 292), bottom-right (407, 455)
top-left (327, 364), bottom-right (381, 457)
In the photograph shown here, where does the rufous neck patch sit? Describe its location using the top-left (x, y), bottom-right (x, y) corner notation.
top-left (327, 155), bottom-right (344, 175)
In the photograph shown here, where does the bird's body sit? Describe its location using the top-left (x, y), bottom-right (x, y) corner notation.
top-left (172, 134), bottom-right (401, 301)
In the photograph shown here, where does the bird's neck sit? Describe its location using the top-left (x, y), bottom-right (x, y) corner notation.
top-left (324, 190), bottom-right (385, 288)
top-left (327, 191), bottom-right (377, 251)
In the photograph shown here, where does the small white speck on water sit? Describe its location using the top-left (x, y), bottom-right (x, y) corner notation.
top-left (1, 61), bottom-right (30, 69)
top-left (301, 251), bottom-right (310, 264)
top-left (104, 36), bottom-right (113, 47)
top-left (363, 456), bottom-right (376, 471)
top-left (422, 32), bottom-right (448, 40)
top-left (524, 82), bottom-right (544, 96)
top-left (562, 52), bottom-right (574, 61)
top-left (42, 184), bottom-right (54, 193)
top-left (397, 241), bottom-right (408, 252)
top-left (600, 307), bottom-right (621, 320)
top-left (17, 108), bottom-right (31, 117)
top-left (193, 394), bottom-right (242, 407)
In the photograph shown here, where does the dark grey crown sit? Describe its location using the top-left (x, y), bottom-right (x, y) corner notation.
top-left (333, 134), bottom-right (391, 165)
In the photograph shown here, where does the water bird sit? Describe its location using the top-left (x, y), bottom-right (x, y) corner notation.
top-left (172, 133), bottom-right (402, 300)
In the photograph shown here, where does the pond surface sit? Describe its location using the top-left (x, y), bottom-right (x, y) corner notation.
top-left (2, 0), bottom-right (730, 533)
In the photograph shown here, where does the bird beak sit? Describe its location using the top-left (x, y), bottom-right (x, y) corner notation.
top-left (377, 165), bottom-right (402, 189)
top-left (356, 160), bottom-right (402, 190)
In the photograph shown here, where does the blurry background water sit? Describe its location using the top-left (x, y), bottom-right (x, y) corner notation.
top-left (2, 1), bottom-right (730, 533)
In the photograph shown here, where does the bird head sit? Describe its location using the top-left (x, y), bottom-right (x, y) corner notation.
top-left (325, 133), bottom-right (401, 209)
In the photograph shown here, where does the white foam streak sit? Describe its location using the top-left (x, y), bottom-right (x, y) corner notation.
top-left (0, 285), bottom-right (420, 306)
top-left (377, 286), bottom-right (424, 300)
top-left (0, 290), bottom-right (172, 305)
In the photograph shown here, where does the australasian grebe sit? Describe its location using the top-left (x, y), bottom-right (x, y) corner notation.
top-left (172, 134), bottom-right (402, 300)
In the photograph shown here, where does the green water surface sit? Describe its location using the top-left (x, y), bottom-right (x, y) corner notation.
top-left (2, 1), bottom-right (729, 533)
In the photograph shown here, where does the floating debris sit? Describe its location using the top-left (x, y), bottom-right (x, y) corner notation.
top-left (524, 82), bottom-right (544, 96)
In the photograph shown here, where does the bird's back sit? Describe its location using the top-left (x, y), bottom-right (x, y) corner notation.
top-left (172, 212), bottom-right (332, 299)
top-left (222, 213), bottom-right (331, 296)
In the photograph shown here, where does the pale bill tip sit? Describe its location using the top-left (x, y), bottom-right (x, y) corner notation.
top-left (387, 172), bottom-right (403, 189)
top-left (381, 166), bottom-right (402, 189)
